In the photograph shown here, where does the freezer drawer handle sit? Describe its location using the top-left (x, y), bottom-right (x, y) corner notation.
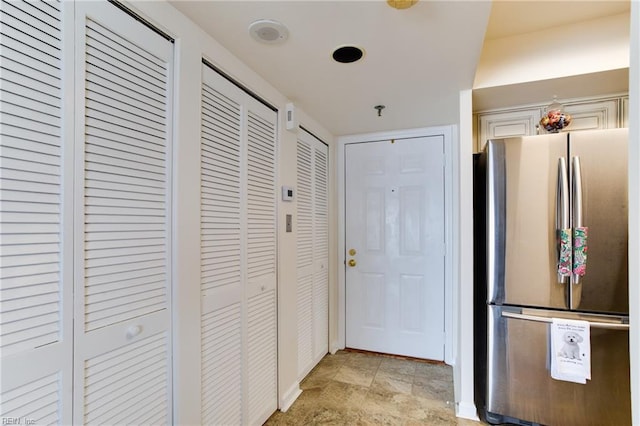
top-left (502, 311), bottom-right (629, 330)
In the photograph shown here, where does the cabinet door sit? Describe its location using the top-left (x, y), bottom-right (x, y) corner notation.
top-left (621, 97), bottom-right (629, 128)
top-left (73, 2), bottom-right (174, 424)
top-left (559, 99), bottom-right (618, 132)
top-left (477, 108), bottom-right (541, 152)
top-left (0, 1), bottom-right (73, 423)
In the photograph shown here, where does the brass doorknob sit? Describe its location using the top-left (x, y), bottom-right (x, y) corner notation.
top-left (348, 259), bottom-right (357, 267)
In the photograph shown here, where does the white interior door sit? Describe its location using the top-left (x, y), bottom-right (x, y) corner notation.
top-left (345, 136), bottom-right (445, 360)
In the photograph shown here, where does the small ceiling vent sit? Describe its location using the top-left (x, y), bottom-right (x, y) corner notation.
top-left (249, 19), bottom-right (289, 44)
top-left (332, 45), bottom-right (365, 64)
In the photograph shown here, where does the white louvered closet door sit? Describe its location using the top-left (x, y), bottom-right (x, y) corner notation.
top-left (245, 95), bottom-right (278, 426)
top-left (296, 130), bottom-right (329, 380)
top-left (200, 64), bottom-right (278, 426)
top-left (200, 65), bottom-right (244, 426)
top-left (0, 1), bottom-right (73, 423)
top-left (73, 3), bottom-right (173, 424)
top-left (312, 142), bottom-right (329, 362)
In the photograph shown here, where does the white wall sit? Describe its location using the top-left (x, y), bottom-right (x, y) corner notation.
top-left (628, 3), bottom-right (639, 424)
top-left (455, 89), bottom-right (477, 420)
top-left (474, 13), bottom-right (630, 89)
top-left (123, 1), bottom-right (335, 423)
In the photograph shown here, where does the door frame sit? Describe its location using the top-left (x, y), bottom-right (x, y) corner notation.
top-left (336, 125), bottom-right (455, 365)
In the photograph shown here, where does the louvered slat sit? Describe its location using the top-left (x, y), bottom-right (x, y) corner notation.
top-left (200, 83), bottom-right (242, 294)
top-left (247, 290), bottom-right (277, 425)
top-left (201, 304), bottom-right (242, 425)
top-left (297, 275), bottom-right (313, 376)
top-left (0, 0), bottom-right (63, 356)
top-left (0, 373), bottom-right (60, 425)
top-left (83, 332), bottom-right (169, 425)
top-left (83, 17), bottom-right (168, 332)
top-left (313, 266), bottom-right (329, 359)
top-left (246, 113), bottom-right (276, 281)
top-left (296, 140), bottom-right (313, 268)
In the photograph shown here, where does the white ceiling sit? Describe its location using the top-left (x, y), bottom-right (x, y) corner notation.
top-left (169, 0), bottom-right (629, 136)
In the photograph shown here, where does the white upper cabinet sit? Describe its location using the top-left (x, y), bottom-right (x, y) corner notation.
top-left (475, 94), bottom-right (627, 152)
top-left (560, 99), bottom-right (618, 132)
top-left (477, 108), bottom-right (542, 152)
top-left (622, 96), bottom-right (629, 128)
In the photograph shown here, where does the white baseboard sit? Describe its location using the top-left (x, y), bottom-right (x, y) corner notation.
top-left (279, 382), bottom-right (302, 412)
top-left (455, 401), bottom-right (479, 421)
top-left (329, 340), bottom-right (343, 355)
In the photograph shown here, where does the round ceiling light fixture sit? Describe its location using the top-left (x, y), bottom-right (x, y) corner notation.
top-left (248, 19), bottom-right (289, 44)
top-left (387, 0), bottom-right (418, 9)
top-left (332, 45), bottom-right (365, 64)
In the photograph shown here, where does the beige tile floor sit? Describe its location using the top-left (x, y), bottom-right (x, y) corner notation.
top-left (265, 350), bottom-right (486, 425)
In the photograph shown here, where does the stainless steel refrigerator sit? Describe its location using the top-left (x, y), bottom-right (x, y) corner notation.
top-left (480, 128), bottom-right (631, 426)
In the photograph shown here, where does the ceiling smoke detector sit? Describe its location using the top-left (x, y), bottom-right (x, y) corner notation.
top-left (249, 19), bottom-right (289, 44)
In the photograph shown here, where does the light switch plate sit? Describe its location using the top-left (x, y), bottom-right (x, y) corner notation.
top-left (282, 186), bottom-right (294, 201)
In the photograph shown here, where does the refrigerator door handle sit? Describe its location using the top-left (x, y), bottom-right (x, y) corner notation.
top-left (572, 156), bottom-right (583, 227)
top-left (572, 156), bottom-right (588, 283)
top-left (502, 311), bottom-right (629, 330)
top-left (556, 157), bottom-right (571, 283)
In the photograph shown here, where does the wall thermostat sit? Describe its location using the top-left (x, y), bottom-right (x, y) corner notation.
top-left (285, 102), bottom-right (298, 132)
top-left (282, 186), bottom-right (294, 201)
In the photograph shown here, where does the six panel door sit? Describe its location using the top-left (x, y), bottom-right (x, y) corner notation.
top-left (345, 136), bottom-right (446, 360)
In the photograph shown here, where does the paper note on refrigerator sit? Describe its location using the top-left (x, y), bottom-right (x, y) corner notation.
top-left (550, 318), bottom-right (591, 384)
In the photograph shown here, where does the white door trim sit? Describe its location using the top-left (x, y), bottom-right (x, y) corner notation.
top-left (336, 125), bottom-right (455, 365)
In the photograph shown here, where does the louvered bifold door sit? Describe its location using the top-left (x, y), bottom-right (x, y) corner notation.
top-left (295, 130), bottom-right (329, 380)
top-left (200, 63), bottom-right (278, 426)
top-left (200, 65), bottom-right (244, 426)
top-left (312, 142), bottom-right (329, 362)
top-left (245, 98), bottom-right (278, 426)
top-left (0, 1), bottom-right (73, 424)
top-left (73, 3), bottom-right (173, 424)
top-left (296, 139), bottom-right (314, 379)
